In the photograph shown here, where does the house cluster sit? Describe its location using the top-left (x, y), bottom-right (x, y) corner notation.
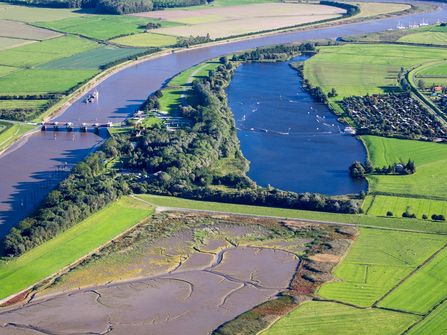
top-left (341, 93), bottom-right (447, 139)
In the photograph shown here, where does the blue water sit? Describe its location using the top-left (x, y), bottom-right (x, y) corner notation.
top-left (226, 55), bottom-right (367, 195)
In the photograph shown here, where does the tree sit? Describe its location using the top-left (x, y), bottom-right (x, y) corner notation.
top-left (422, 214), bottom-right (428, 220)
top-left (364, 160), bottom-right (374, 174)
top-left (417, 79), bottom-right (426, 90)
top-left (386, 211), bottom-right (393, 217)
top-left (349, 161), bottom-right (365, 179)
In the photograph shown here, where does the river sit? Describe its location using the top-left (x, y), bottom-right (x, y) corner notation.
top-left (226, 55), bottom-right (367, 195)
top-left (0, 0), bottom-right (445, 236)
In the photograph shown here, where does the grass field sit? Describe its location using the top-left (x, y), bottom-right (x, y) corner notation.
top-left (399, 31), bottom-right (447, 45)
top-left (158, 60), bottom-right (220, 113)
top-left (407, 300), bottom-right (447, 335)
top-left (303, 44), bottom-right (447, 99)
top-left (413, 61), bottom-right (447, 86)
top-left (365, 195), bottom-right (447, 219)
top-left (0, 122), bottom-right (35, 152)
top-left (0, 196), bottom-right (153, 301)
top-left (111, 32), bottom-right (177, 47)
top-left (135, 194), bottom-right (447, 234)
top-left (0, 4), bottom-right (82, 22)
top-left (0, 69), bottom-right (98, 94)
top-left (36, 15), bottom-right (178, 40)
top-left (262, 301), bottom-right (418, 335)
top-left (379, 246), bottom-right (447, 314)
top-left (38, 45), bottom-right (145, 70)
top-left (0, 37), bottom-right (35, 51)
top-left (0, 19), bottom-right (61, 41)
top-left (317, 228), bottom-right (447, 307)
top-left (0, 35), bottom-right (96, 67)
top-left (362, 136), bottom-right (447, 199)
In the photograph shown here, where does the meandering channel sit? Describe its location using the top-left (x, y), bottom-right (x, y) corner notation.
top-left (0, 0), bottom-right (445, 235)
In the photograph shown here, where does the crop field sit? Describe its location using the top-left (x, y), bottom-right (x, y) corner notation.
top-left (36, 15), bottom-right (178, 41)
top-left (111, 32), bottom-right (177, 47)
top-left (0, 196), bottom-right (153, 301)
top-left (263, 301), bottom-right (418, 335)
top-left (0, 19), bottom-right (61, 41)
top-left (362, 136), bottom-right (447, 199)
top-left (0, 69), bottom-right (98, 94)
top-left (413, 61), bottom-right (447, 86)
top-left (365, 195), bottom-right (447, 218)
top-left (378, 246), bottom-right (447, 314)
top-left (317, 228), bottom-right (447, 306)
top-left (407, 300), bottom-right (447, 335)
top-left (135, 194), bottom-right (447, 234)
top-left (303, 44), bottom-right (447, 99)
top-left (137, 3), bottom-right (345, 39)
top-left (38, 45), bottom-right (145, 70)
top-left (0, 37), bottom-right (34, 51)
top-left (0, 4), bottom-right (82, 22)
top-left (0, 35), bottom-right (96, 67)
top-left (0, 99), bottom-right (48, 110)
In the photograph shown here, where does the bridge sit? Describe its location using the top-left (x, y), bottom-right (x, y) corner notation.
top-left (40, 121), bottom-right (115, 132)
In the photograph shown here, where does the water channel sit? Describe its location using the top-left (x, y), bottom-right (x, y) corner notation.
top-left (0, 0), bottom-right (446, 235)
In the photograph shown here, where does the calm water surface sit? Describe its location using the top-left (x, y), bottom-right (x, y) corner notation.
top-left (227, 56), bottom-right (367, 195)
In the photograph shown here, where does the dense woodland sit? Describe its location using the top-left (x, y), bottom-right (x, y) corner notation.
top-left (2, 45), bottom-right (360, 257)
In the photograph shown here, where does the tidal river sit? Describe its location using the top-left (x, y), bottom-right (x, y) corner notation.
top-left (0, 0), bottom-right (445, 236)
top-left (226, 56), bottom-right (367, 195)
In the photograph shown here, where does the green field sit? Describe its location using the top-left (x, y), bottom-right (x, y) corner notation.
top-left (0, 99), bottom-right (48, 110)
top-left (262, 301), bottom-right (418, 335)
top-left (0, 122), bottom-right (35, 152)
top-left (398, 31), bottom-right (447, 45)
top-left (317, 228), bottom-right (446, 307)
top-left (0, 4), bottom-right (82, 22)
top-left (413, 61), bottom-right (447, 86)
top-left (112, 32), bottom-right (178, 47)
top-left (379, 246), bottom-right (447, 314)
top-left (303, 44), bottom-right (447, 99)
top-left (0, 69), bottom-right (97, 94)
top-left (135, 194), bottom-right (447, 234)
top-left (362, 136), bottom-right (447, 199)
top-left (365, 195), bottom-right (447, 219)
top-left (0, 197), bottom-right (152, 301)
top-left (0, 37), bottom-right (34, 51)
top-left (0, 35), bottom-right (96, 67)
top-left (38, 45), bottom-right (146, 70)
top-left (407, 300), bottom-right (447, 335)
top-left (36, 15), bottom-right (178, 40)
top-left (158, 61), bottom-right (220, 113)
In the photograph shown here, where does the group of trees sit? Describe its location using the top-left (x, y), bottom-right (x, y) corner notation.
top-left (387, 208), bottom-right (445, 221)
top-left (175, 34), bottom-right (212, 47)
top-left (0, 95), bottom-right (60, 121)
top-left (349, 159), bottom-right (415, 179)
top-left (231, 45), bottom-right (302, 62)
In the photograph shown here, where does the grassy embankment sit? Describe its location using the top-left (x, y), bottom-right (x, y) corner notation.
top-left (0, 121), bottom-right (35, 153)
top-left (0, 196), bottom-right (153, 302)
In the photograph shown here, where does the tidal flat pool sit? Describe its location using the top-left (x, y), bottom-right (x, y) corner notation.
top-left (226, 55), bottom-right (367, 195)
top-left (0, 246), bottom-right (298, 335)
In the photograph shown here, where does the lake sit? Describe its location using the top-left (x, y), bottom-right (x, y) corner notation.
top-left (226, 55), bottom-right (367, 195)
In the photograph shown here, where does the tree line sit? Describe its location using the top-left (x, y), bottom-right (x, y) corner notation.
top-left (350, 159), bottom-right (416, 179)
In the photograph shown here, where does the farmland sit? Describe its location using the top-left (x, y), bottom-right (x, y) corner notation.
top-left (407, 300), bottom-right (447, 335)
top-left (0, 196), bottom-right (152, 301)
top-left (317, 228), bottom-right (447, 307)
top-left (263, 301), bottom-right (418, 335)
top-left (303, 44), bottom-right (447, 99)
top-left (0, 121), bottom-right (35, 152)
top-left (362, 135), bottom-right (447, 199)
top-left (111, 32), bottom-right (178, 47)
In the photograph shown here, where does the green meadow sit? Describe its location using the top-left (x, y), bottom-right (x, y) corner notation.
top-left (362, 135), bottom-right (447, 199)
top-left (379, 246), bottom-right (447, 314)
top-left (0, 197), bottom-right (152, 301)
top-left (112, 32), bottom-right (178, 47)
top-left (0, 121), bottom-right (35, 152)
top-left (262, 301), bottom-right (418, 335)
top-left (304, 44), bottom-right (447, 99)
top-left (317, 228), bottom-right (447, 307)
top-left (407, 300), bottom-right (447, 335)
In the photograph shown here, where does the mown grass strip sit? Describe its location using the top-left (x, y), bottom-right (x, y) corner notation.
top-left (0, 196), bottom-right (153, 301)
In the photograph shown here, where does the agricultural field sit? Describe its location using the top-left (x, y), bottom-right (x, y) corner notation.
top-left (111, 32), bottom-right (178, 47)
top-left (412, 61), bottom-right (447, 86)
top-left (138, 3), bottom-right (345, 39)
top-left (0, 20), bottom-right (61, 41)
top-left (406, 300), bottom-right (447, 335)
top-left (0, 4), bottom-right (81, 22)
top-left (364, 195), bottom-right (447, 219)
top-left (317, 228), bottom-right (447, 306)
top-left (362, 135), bottom-right (447, 199)
top-left (0, 196), bottom-right (153, 301)
top-left (263, 301), bottom-right (418, 335)
top-left (303, 44), bottom-right (447, 99)
top-left (0, 37), bottom-right (34, 51)
top-left (378, 246), bottom-right (447, 314)
top-left (36, 15), bottom-right (179, 41)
